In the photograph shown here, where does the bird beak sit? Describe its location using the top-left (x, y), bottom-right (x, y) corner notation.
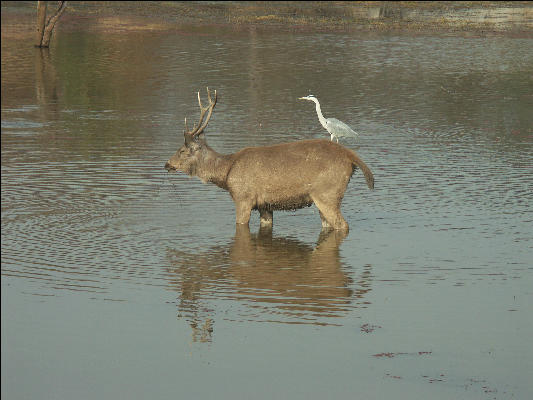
top-left (298, 97), bottom-right (306, 100)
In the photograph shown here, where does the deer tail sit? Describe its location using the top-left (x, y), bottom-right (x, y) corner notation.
top-left (351, 155), bottom-right (374, 190)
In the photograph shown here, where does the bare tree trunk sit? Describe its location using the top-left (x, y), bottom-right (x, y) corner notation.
top-left (35, 1), bottom-right (67, 48)
top-left (35, 1), bottom-right (48, 47)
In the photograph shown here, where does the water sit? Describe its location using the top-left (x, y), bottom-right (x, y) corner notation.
top-left (2, 11), bottom-right (533, 400)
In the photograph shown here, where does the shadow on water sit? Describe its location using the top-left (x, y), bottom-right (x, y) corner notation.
top-left (166, 225), bottom-right (372, 342)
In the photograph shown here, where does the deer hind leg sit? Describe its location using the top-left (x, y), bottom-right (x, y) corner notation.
top-left (259, 208), bottom-right (273, 227)
top-left (312, 195), bottom-right (349, 231)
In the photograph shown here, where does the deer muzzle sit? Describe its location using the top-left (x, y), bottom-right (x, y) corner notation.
top-left (164, 161), bottom-right (176, 172)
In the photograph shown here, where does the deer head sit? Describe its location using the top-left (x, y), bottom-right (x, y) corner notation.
top-left (165, 88), bottom-right (218, 175)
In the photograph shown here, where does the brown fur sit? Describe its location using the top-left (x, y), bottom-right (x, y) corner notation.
top-left (165, 138), bottom-right (374, 231)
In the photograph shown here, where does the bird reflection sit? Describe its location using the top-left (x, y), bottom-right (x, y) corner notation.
top-left (166, 226), bottom-right (372, 342)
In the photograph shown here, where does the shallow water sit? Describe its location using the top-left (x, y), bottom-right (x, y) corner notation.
top-left (2, 13), bottom-right (533, 400)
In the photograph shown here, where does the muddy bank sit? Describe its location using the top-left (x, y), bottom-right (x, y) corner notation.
top-left (2, 1), bottom-right (532, 35)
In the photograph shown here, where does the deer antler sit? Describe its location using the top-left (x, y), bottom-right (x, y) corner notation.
top-left (184, 87), bottom-right (217, 144)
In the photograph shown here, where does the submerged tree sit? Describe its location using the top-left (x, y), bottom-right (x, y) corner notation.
top-left (35, 1), bottom-right (68, 48)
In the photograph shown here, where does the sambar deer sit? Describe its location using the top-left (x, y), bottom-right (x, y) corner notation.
top-left (164, 88), bottom-right (374, 231)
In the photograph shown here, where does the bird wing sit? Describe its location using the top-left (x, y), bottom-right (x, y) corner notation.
top-left (325, 118), bottom-right (359, 137)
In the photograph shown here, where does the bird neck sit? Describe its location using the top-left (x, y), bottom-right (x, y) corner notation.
top-left (313, 99), bottom-right (328, 129)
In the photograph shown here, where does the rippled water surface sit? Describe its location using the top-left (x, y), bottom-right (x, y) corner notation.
top-left (2, 12), bottom-right (533, 400)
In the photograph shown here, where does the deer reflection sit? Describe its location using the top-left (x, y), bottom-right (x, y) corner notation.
top-left (229, 225), bottom-right (354, 313)
top-left (166, 226), bottom-right (372, 342)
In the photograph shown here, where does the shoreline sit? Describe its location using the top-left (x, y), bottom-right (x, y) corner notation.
top-left (1, 1), bottom-right (532, 37)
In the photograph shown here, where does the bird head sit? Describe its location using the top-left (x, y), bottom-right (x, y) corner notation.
top-left (298, 95), bottom-right (317, 102)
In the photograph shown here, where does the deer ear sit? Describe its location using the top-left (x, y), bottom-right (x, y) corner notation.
top-left (184, 132), bottom-right (192, 146)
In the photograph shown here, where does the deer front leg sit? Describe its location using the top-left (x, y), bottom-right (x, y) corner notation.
top-left (318, 210), bottom-right (331, 229)
top-left (259, 208), bottom-right (273, 227)
top-left (234, 200), bottom-right (252, 225)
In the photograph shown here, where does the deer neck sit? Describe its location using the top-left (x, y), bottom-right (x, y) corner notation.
top-left (196, 146), bottom-right (232, 190)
